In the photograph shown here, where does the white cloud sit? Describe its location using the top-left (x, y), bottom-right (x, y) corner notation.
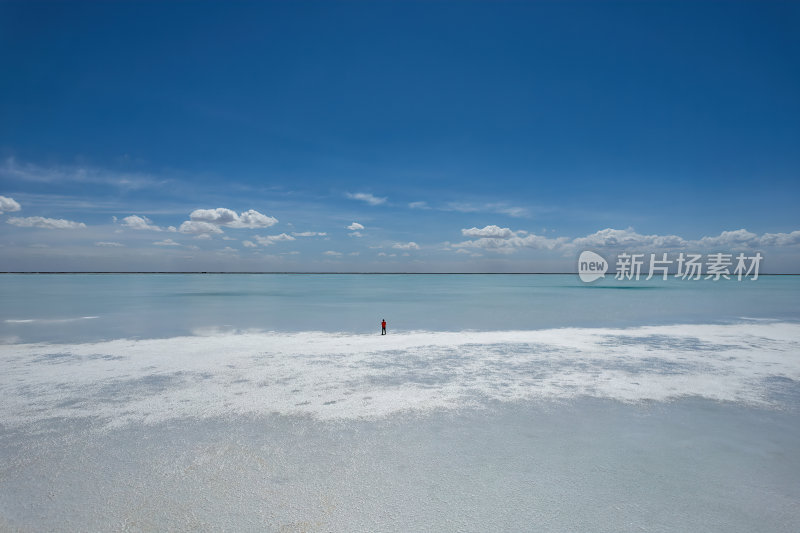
top-left (453, 225), bottom-right (800, 256)
top-left (178, 220), bottom-right (224, 236)
top-left (759, 230), bottom-right (800, 247)
top-left (242, 240), bottom-right (257, 248)
top-left (95, 241), bottom-right (124, 247)
top-left (153, 239), bottom-right (181, 246)
top-left (254, 233), bottom-right (296, 246)
top-left (292, 231), bottom-right (327, 237)
top-left (349, 251), bottom-right (360, 256)
top-left (393, 241), bottom-right (420, 250)
top-left (408, 201), bottom-right (429, 209)
top-left (121, 215), bottom-right (162, 231)
top-left (347, 222), bottom-right (365, 231)
top-left (693, 229), bottom-right (759, 248)
top-left (229, 209), bottom-right (278, 228)
top-left (0, 195), bottom-right (21, 214)
top-left (7, 216), bottom-right (86, 229)
top-left (453, 224), bottom-right (567, 254)
top-left (570, 228), bottom-right (687, 250)
top-left (461, 225), bottom-right (516, 238)
top-left (346, 192), bottom-right (386, 206)
top-left (187, 207), bottom-right (277, 229)
top-left (348, 231), bottom-right (363, 238)
top-left (323, 250), bottom-right (342, 256)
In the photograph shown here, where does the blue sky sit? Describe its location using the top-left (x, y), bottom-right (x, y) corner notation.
top-left (1, 0), bottom-right (799, 272)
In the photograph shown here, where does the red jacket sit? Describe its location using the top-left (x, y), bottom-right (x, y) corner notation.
top-left (381, 321), bottom-right (386, 328)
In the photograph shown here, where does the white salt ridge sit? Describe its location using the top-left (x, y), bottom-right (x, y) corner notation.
top-left (1, 322), bottom-right (799, 428)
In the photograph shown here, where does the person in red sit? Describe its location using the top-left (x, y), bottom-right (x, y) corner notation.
top-left (381, 319), bottom-right (387, 335)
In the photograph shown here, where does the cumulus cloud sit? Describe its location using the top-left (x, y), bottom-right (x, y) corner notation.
top-left (454, 229), bottom-right (566, 254)
top-left (121, 215), bottom-right (162, 231)
top-left (178, 220), bottom-right (224, 236)
top-left (188, 208), bottom-right (278, 229)
top-left (347, 222), bottom-right (365, 231)
top-left (254, 233), bottom-right (295, 246)
top-left (0, 195), bottom-right (21, 214)
top-left (179, 208), bottom-right (277, 236)
top-left (7, 216), bottom-right (86, 229)
top-left (346, 192), bottom-right (386, 206)
top-left (693, 229), bottom-right (759, 249)
top-left (452, 225), bottom-right (800, 256)
top-left (570, 228), bottom-right (687, 250)
top-left (95, 241), bottom-right (124, 247)
top-left (759, 230), bottom-right (800, 247)
top-left (461, 225), bottom-right (517, 238)
top-left (292, 231), bottom-right (326, 237)
top-left (242, 240), bottom-right (257, 248)
top-left (393, 241), bottom-right (420, 250)
top-left (348, 231), bottom-right (363, 238)
top-left (153, 239), bottom-right (181, 246)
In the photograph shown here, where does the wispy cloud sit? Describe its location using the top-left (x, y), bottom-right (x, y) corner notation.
top-left (95, 241), bottom-right (124, 247)
top-left (153, 239), bottom-right (181, 246)
top-left (1, 158), bottom-right (166, 190)
top-left (254, 233), bottom-right (295, 246)
top-left (392, 241), bottom-right (420, 250)
top-left (346, 192), bottom-right (387, 206)
top-left (7, 216), bottom-right (86, 230)
top-left (444, 202), bottom-right (529, 218)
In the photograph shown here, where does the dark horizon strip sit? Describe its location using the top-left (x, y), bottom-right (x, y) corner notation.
top-left (0, 272), bottom-right (797, 276)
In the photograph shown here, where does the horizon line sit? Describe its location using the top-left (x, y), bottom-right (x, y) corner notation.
top-left (0, 272), bottom-right (797, 276)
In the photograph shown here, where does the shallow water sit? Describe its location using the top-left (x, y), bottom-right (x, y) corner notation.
top-left (1, 274), bottom-right (798, 343)
top-left (1, 274), bottom-right (798, 531)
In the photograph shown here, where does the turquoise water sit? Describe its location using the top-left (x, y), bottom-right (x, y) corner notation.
top-left (1, 274), bottom-right (799, 531)
top-left (2, 274), bottom-right (798, 343)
